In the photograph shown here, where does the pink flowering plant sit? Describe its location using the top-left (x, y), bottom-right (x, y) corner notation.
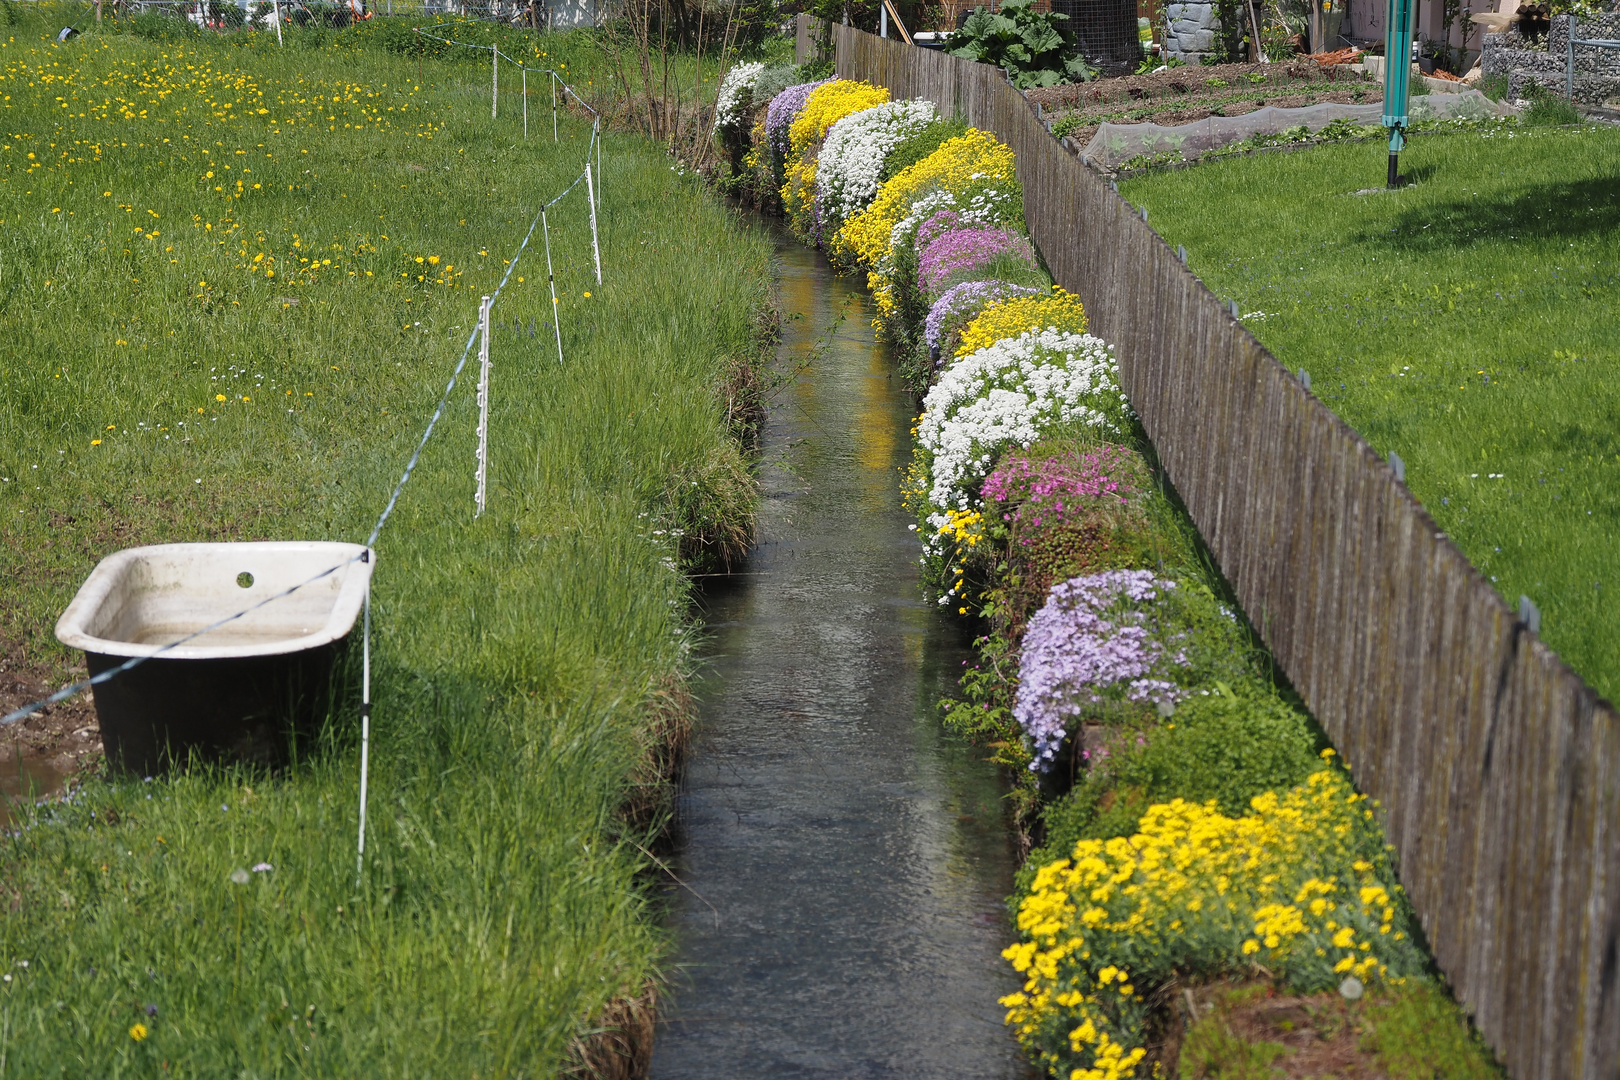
top-left (982, 445), bottom-right (1147, 537)
top-left (917, 227), bottom-right (1037, 298)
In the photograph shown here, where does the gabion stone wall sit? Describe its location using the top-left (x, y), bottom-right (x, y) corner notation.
top-left (1163, 1), bottom-right (1220, 64)
top-left (1482, 14), bottom-right (1620, 105)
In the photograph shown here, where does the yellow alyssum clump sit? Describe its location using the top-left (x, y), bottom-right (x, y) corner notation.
top-left (954, 287), bottom-right (1089, 358)
top-left (834, 129), bottom-right (1017, 269)
top-left (780, 80), bottom-right (889, 234)
top-left (1000, 761), bottom-right (1417, 1078)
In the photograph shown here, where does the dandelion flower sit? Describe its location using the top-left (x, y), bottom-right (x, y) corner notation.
top-left (129, 1023), bottom-right (148, 1041)
top-left (91, 439), bottom-right (102, 446)
top-left (216, 394), bottom-right (226, 401)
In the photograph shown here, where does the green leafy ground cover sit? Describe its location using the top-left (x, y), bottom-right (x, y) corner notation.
top-left (1121, 125), bottom-right (1620, 702)
top-left (0, 8), bottom-right (771, 1073)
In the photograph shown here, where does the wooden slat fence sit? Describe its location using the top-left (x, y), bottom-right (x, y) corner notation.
top-left (799, 17), bottom-right (1620, 1079)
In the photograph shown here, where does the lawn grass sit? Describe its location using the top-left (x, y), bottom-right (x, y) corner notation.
top-left (0, 7), bottom-right (772, 1073)
top-left (1121, 124), bottom-right (1620, 703)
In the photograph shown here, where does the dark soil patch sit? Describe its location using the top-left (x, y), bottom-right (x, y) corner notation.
top-left (1028, 60), bottom-right (1371, 111)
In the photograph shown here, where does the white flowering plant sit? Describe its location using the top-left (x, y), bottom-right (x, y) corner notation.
top-left (814, 99), bottom-right (937, 235)
top-left (714, 61), bottom-right (768, 132)
top-left (913, 329), bottom-right (1131, 560)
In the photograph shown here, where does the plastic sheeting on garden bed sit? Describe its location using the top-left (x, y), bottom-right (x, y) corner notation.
top-left (1079, 90), bottom-right (1514, 169)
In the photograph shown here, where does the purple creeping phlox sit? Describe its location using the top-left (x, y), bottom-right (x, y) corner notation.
top-left (1014, 570), bottom-right (1188, 770)
top-left (913, 209), bottom-right (962, 259)
top-left (924, 279), bottom-right (1041, 353)
top-left (917, 227), bottom-right (1036, 296)
top-left (982, 445), bottom-right (1142, 538)
top-left (765, 78), bottom-right (835, 160)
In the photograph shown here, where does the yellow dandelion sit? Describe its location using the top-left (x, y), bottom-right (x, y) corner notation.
top-left (129, 1022), bottom-right (148, 1041)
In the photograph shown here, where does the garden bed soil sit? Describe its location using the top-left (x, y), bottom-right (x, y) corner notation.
top-left (1027, 60), bottom-right (1372, 111)
top-left (1028, 61), bottom-right (1378, 144)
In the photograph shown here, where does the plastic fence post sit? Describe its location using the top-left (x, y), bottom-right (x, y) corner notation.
top-left (475, 295), bottom-right (492, 516)
top-left (523, 67), bottom-right (528, 138)
top-left (354, 579), bottom-right (372, 885)
top-left (542, 209), bottom-right (564, 364)
top-left (272, 0), bottom-right (283, 45)
top-left (1382, 0), bottom-right (1414, 186)
top-left (1567, 16), bottom-right (1576, 99)
top-left (586, 162), bottom-right (602, 285)
top-left (492, 46), bottom-right (498, 120)
top-left (552, 72), bottom-right (558, 142)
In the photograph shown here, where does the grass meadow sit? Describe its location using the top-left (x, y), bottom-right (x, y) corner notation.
top-left (1122, 126), bottom-right (1620, 703)
top-left (0, 6), bottom-right (773, 1074)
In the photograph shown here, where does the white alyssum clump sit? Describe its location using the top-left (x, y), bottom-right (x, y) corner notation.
top-left (916, 329), bottom-right (1127, 553)
top-left (814, 99), bottom-right (936, 230)
top-left (714, 61), bottom-right (767, 131)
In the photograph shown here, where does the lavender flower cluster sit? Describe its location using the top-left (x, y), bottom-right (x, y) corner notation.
top-left (765, 78), bottom-right (835, 160)
top-left (1013, 570), bottom-right (1189, 771)
top-left (981, 445), bottom-right (1142, 534)
top-left (917, 228), bottom-right (1036, 297)
top-left (924, 280), bottom-right (1041, 352)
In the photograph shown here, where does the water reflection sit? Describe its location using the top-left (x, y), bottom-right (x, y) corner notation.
top-left (651, 230), bottom-right (1027, 1079)
top-left (0, 747), bottom-right (70, 827)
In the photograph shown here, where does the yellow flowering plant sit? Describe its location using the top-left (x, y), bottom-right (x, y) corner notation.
top-left (834, 131), bottom-right (1022, 335)
top-left (836, 129), bottom-right (1018, 268)
top-left (780, 80), bottom-right (889, 240)
top-left (1001, 759), bottom-right (1427, 1078)
top-left (956, 287), bottom-right (1089, 357)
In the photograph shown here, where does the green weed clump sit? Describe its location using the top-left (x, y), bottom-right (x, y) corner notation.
top-left (0, 7), bottom-right (771, 1073)
top-left (1121, 126), bottom-right (1620, 702)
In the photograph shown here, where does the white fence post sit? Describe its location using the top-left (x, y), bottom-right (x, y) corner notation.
top-left (491, 46), bottom-right (498, 119)
top-left (586, 162), bottom-right (602, 286)
top-left (475, 295), bottom-right (492, 515)
top-left (542, 209), bottom-right (564, 364)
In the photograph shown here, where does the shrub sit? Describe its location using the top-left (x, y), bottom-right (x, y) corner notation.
top-left (956, 287), bottom-right (1088, 356)
top-left (948, 0), bottom-right (1095, 88)
top-left (1001, 765), bottom-right (1428, 1079)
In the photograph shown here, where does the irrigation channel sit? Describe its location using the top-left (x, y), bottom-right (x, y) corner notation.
top-left (650, 225), bottom-right (1027, 1078)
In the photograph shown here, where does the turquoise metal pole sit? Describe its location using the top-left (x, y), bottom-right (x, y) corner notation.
top-left (1383, 0), bottom-right (1415, 186)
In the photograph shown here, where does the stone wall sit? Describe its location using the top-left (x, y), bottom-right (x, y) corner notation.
top-left (1481, 13), bottom-right (1620, 106)
top-left (1163, 0), bottom-right (1219, 64)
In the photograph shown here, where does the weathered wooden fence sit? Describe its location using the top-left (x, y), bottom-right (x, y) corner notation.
top-left (799, 17), bottom-right (1620, 1079)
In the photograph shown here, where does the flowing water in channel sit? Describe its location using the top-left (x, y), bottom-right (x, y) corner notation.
top-left (650, 229), bottom-right (1028, 1078)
